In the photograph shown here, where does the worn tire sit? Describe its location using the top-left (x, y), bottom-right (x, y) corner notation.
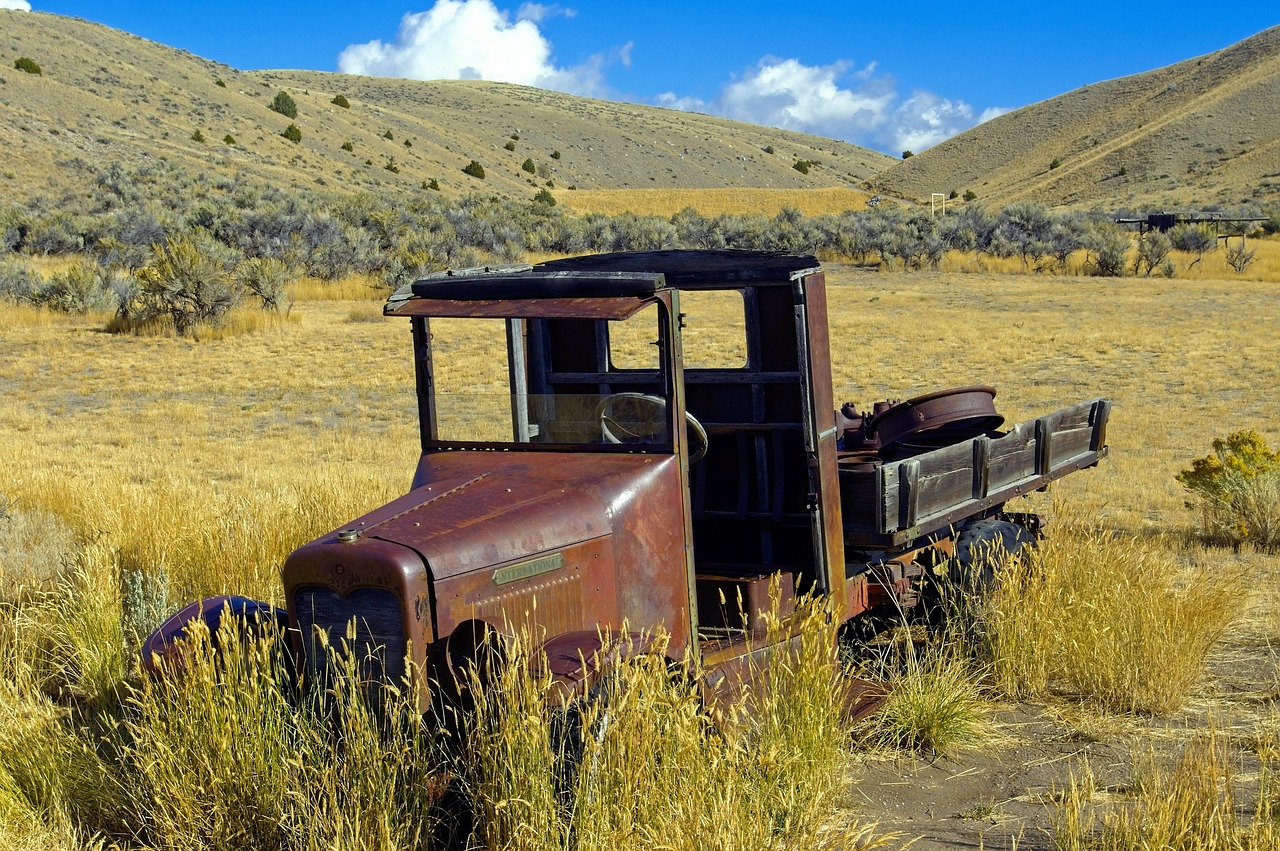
top-left (952, 518), bottom-right (1035, 589)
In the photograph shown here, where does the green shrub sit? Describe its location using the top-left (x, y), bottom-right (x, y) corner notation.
top-left (215, 78), bottom-right (226, 88)
top-left (1049, 157), bottom-right (1061, 170)
top-left (764, 145), bottom-right (775, 154)
top-left (463, 160), bottom-right (486, 179)
top-left (222, 134), bottom-right (236, 145)
top-left (424, 178), bottom-right (440, 191)
top-left (383, 130), bottom-right (394, 140)
top-left (532, 188), bottom-right (555, 206)
top-left (510, 133), bottom-right (520, 141)
top-left (340, 141), bottom-right (353, 152)
top-left (268, 90), bottom-right (298, 119)
top-left (792, 160), bottom-right (811, 175)
top-left (403, 139), bottom-right (411, 148)
top-left (281, 124), bottom-right (301, 143)
top-left (190, 129), bottom-right (205, 143)
top-left (384, 157), bottom-right (400, 174)
top-left (331, 94), bottom-right (350, 108)
top-left (503, 140), bottom-right (516, 152)
top-left (521, 157), bottom-right (536, 174)
top-left (550, 150), bottom-right (561, 159)
top-left (963, 190), bottom-right (977, 202)
top-left (1177, 430), bottom-right (1280, 550)
top-left (13, 57), bottom-right (41, 76)
top-left (1119, 165), bottom-right (1128, 176)
top-left (1169, 223), bottom-right (1217, 266)
top-left (901, 150), bottom-right (914, 159)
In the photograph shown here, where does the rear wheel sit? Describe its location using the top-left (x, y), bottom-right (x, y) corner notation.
top-left (920, 517), bottom-right (1036, 628)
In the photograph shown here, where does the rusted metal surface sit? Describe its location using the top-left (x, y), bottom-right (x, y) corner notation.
top-left (870, 386), bottom-right (1004, 453)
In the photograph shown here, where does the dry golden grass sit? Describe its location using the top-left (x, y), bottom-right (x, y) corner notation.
top-left (557, 187), bottom-right (875, 217)
top-left (289, 274), bottom-right (389, 302)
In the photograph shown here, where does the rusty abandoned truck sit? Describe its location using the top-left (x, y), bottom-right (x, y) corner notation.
top-left (146, 249), bottom-right (1110, 707)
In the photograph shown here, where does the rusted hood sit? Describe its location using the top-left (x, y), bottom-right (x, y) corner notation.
top-left (350, 452), bottom-right (666, 581)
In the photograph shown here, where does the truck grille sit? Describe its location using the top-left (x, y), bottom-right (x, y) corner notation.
top-left (293, 586), bottom-right (409, 692)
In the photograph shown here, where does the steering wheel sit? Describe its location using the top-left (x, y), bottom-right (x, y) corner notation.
top-left (595, 392), bottom-right (709, 465)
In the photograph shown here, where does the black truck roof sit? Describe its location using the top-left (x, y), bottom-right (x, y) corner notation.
top-left (391, 249), bottom-right (821, 305)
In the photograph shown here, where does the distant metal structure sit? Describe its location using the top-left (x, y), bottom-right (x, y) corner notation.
top-left (930, 193), bottom-right (947, 216)
top-left (1116, 211), bottom-right (1268, 248)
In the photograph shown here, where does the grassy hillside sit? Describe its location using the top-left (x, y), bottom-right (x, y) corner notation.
top-left (869, 25), bottom-right (1280, 210)
top-left (0, 11), bottom-right (894, 206)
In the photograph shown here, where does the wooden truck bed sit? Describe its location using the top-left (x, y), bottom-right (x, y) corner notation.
top-left (839, 398), bottom-right (1111, 548)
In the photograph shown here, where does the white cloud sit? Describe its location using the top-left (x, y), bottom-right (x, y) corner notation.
top-left (338, 0), bottom-right (608, 96)
top-left (0, 0), bottom-right (32, 10)
top-left (889, 91), bottom-right (979, 153)
top-left (715, 57), bottom-right (895, 139)
top-left (977, 106), bottom-right (1012, 124)
top-left (657, 56), bottom-right (992, 154)
top-left (515, 3), bottom-right (574, 23)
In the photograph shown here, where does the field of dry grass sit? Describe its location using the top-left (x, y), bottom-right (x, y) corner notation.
top-left (2, 263), bottom-right (1280, 848)
top-left (556, 187), bottom-right (875, 217)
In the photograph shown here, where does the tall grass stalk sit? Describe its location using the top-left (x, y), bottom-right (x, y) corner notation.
top-left (460, 631), bottom-right (565, 851)
top-left (1054, 718), bottom-right (1280, 851)
top-left (123, 618), bottom-right (449, 851)
top-left (461, 606), bottom-right (891, 851)
top-left (984, 519), bottom-right (1243, 714)
top-left (123, 618), bottom-right (301, 849)
top-left (866, 639), bottom-right (988, 758)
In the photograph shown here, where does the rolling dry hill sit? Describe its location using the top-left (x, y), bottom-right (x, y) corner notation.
top-left (3, 10), bottom-right (1278, 214)
top-left (0, 10), bottom-right (894, 207)
top-left (869, 25), bottom-right (1280, 210)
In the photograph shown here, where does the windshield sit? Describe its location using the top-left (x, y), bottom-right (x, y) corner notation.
top-left (426, 306), bottom-right (672, 451)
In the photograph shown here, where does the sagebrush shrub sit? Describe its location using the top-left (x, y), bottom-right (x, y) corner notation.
top-left (331, 94), bottom-right (350, 108)
top-left (0, 257), bottom-right (39, 303)
top-left (135, 235), bottom-right (243, 335)
top-left (1226, 243), bottom-right (1257, 273)
top-left (35, 262), bottom-right (115, 313)
top-left (13, 57), bottom-right (41, 76)
top-left (281, 124), bottom-right (301, 143)
top-left (1177, 430), bottom-right (1280, 550)
top-left (463, 160), bottom-right (486, 179)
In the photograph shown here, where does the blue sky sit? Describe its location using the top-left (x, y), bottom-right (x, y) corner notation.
top-left (7, 0), bottom-right (1277, 154)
